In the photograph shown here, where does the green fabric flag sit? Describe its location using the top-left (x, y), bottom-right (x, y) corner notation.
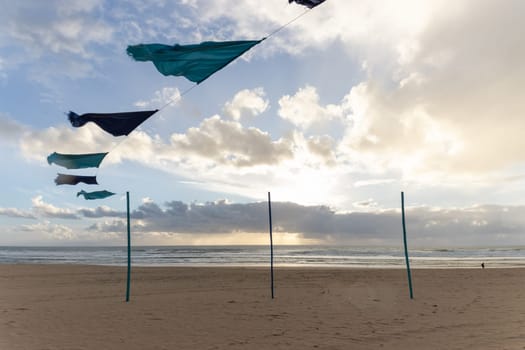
top-left (77, 190), bottom-right (115, 200)
top-left (47, 152), bottom-right (108, 169)
top-left (126, 40), bottom-right (263, 84)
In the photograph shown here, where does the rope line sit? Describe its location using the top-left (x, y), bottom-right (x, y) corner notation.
top-left (68, 4), bottom-right (319, 192)
top-left (265, 8), bottom-right (310, 39)
top-left (94, 82), bottom-right (199, 176)
top-left (103, 6), bottom-right (314, 156)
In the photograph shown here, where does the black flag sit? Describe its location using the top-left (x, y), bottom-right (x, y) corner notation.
top-left (68, 110), bottom-right (158, 137)
top-left (289, 0), bottom-right (326, 9)
top-left (54, 174), bottom-right (98, 186)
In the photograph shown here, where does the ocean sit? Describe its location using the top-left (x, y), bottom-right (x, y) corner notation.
top-left (0, 246), bottom-right (524, 268)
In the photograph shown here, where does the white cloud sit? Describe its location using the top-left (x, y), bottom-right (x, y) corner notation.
top-left (306, 135), bottom-right (336, 166)
top-left (134, 87), bottom-right (181, 108)
top-left (179, 0), bottom-right (198, 8)
top-left (0, 57), bottom-right (7, 84)
top-left (337, 0), bottom-right (525, 181)
top-left (12, 111), bottom-right (342, 206)
top-left (16, 111), bottom-right (296, 176)
top-left (339, 82), bottom-right (464, 177)
top-left (278, 85), bottom-right (345, 130)
top-left (183, 0), bottom-right (439, 60)
top-left (10, 0), bottom-right (523, 209)
top-left (0, 115), bottom-right (27, 144)
top-left (165, 0), bottom-right (525, 182)
top-left (110, 117), bottom-right (344, 204)
top-left (56, 0), bottom-right (103, 15)
top-left (77, 206), bottom-right (125, 219)
top-left (0, 0), bottom-right (112, 84)
top-left (0, 208), bottom-right (36, 219)
top-left (352, 199), bottom-right (378, 209)
top-left (20, 221), bottom-right (75, 240)
top-left (19, 123), bottom-right (116, 164)
top-left (0, 198), bottom-right (127, 222)
top-left (1, 1), bottom-right (112, 58)
top-left (353, 179), bottom-right (396, 188)
top-left (169, 115), bottom-right (293, 167)
top-left (88, 219), bottom-right (127, 233)
top-left (31, 196), bottom-right (79, 220)
top-left (222, 87), bottom-right (269, 121)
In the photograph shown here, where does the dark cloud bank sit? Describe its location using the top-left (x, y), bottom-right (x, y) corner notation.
top-left (83, 200), bottom-right (525, 246)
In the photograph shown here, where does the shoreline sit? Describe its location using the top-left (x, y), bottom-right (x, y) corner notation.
top-left (2, 246), bottom-right (524, 269)
top-left (1, 265), bottom-right (524, 349)
top-left (0, 262), bottom-right (521, 269)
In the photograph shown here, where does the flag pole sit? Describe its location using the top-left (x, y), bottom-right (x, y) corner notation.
top-left (268, 192), bottom-right (274, 299)
top-left (126, 191), bottom-right (131, 302)
top-left (401, 191), bottom-right (414, 299)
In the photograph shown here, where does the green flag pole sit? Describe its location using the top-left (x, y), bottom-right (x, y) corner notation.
top-left (126, 191), bottom-right (131, 302)
top-left (401, 191), bottom-right (414, 299)
top-left (268, 192), bottom-right (274, 299)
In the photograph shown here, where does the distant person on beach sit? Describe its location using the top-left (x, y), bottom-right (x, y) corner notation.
top-left (481, 262), bottom-right (485, 269)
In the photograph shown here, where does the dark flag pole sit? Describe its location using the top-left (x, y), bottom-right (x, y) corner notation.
top-left (401, 191), bottom-right (414, 299)
top-left (126, 191), bottom-right (131, 302)
top-left (268, 192), bottom-right (274, 299)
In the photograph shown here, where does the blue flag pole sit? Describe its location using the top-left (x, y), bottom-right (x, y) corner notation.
top-left (401, 191), bottom-right (414, 299)
top-left (126, 191), bottom-right (131, 302)
top-left (268, 192), bottom-right (274, 299)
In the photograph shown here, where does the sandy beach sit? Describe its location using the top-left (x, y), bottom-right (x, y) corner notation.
top-left (1, 265), bottom-right (524, 349)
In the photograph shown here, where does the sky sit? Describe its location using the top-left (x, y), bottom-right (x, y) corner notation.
top-left (1, 0), bottom-right (524, 247)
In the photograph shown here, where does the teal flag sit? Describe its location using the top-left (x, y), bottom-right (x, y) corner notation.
top-left (77, 190), bottom-right (115, 200)
top-left (126, 40), bottom-right (263, 84)
top-left (47, 152), bottom-right (108, 169)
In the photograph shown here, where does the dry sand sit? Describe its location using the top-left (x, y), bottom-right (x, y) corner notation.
top-left (1, 265), bottom-right (524, 349)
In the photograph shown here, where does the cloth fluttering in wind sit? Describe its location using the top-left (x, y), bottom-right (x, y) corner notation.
top-left (77, 190), bottom-right (115, 200)
top-left (127, 40), bottom-right (263, 84)
top-left (47, 152), bottom-right (108, 169)
top-left (68, 110), bottom-right (158, 137)
top-left (55, 173), bottom-right (98, 186)
top-left (289, 0), bottom-right (326, 8)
